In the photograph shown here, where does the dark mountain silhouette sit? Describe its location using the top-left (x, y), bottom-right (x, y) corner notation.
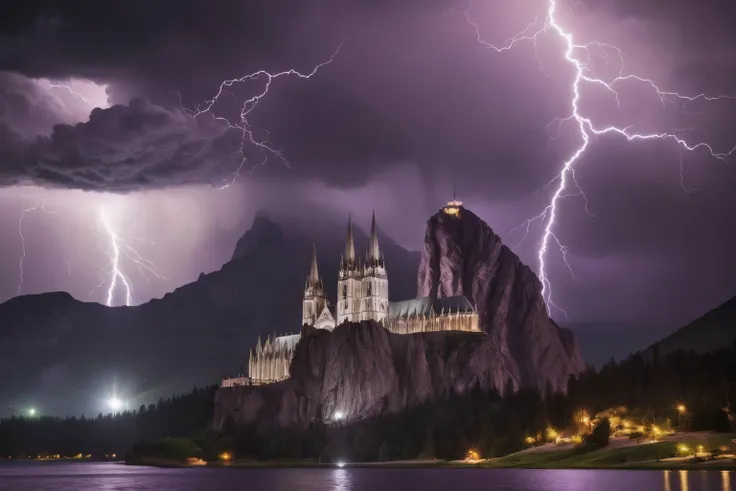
top-left (643, 295), bottom-right (736, 358)
top-left (0, 212), bottom-right (420, 417)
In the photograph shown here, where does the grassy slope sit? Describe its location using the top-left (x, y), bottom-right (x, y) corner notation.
top-left (483, 434), bottom-right (736, 469)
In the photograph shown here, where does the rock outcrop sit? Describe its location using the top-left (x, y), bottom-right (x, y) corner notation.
top-left (215, 205), bottom-right (585, 430)
top-left (214, 321), bottom-right (517, 430)
top-left (417, 205), bottom-right (584, 391)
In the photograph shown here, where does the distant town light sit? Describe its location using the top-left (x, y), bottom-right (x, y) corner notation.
top-left (219, 452), bottom-right (232, 461)
top-left (336, 461), bottom-right (346, 468)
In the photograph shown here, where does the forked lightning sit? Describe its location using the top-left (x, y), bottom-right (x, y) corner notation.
top-left (463, 0), bottom-right (736, 317)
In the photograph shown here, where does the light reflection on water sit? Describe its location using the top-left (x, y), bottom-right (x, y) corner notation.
top-left (662, 470), bottom-right (735, 491)
top-left (0, 463), bottom-right (734, 491)
top-left (681, 469), bottom-right (690, 491)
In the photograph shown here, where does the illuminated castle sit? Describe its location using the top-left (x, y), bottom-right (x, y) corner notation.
top-left (222, 206), bottom-right (480, 387)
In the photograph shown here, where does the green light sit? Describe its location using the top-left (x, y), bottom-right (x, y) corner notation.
top-left (27, 408), bottom-right (36, 416)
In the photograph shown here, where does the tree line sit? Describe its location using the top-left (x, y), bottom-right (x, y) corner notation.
top-left (0, 386), bottom-right (216, 458)
top-left (2, 341), bottom-right (735, 460)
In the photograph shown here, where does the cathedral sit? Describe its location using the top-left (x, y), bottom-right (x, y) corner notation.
top-left (222, 204), bottom-right (480, 388)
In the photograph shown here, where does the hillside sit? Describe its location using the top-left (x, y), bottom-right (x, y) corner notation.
top-left (644, 296), bottom-right (736, 358)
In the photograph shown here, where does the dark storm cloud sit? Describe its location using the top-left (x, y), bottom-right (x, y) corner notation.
top-left (0, 98), bottom-right (244, 190)
top-left (0, 0), bottom-right (566, 193)
top-left (0, 0), bottom-right (734, 193)
top-left (0, 72), bottom-right (90, 136)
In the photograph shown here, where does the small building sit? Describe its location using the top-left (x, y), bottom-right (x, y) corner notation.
top-left (386, 296), bottom-right (480, 334)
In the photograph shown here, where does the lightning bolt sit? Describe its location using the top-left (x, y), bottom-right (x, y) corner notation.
top-left (44, 81), bottom-right (90, 104)
top-left (187, 45), bottom-right (342, 188)
top-left (17, 203), bottom-right (65, 295)
top-left (98, 209), bottom-right (167, 307)
top-left (100, 210), bottom-right (132, 307)
top-left (16, 202), bottom-right (164, 306)
top-left (462, 1), bottom-right (736, 317)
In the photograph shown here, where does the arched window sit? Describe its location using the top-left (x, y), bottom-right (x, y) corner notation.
top-left (342, 284), bottom-right (347, 299)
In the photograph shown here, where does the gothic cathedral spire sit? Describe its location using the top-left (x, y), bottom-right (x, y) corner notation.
top-left (345, 214), bottom-right (356, 262)
top-left (308, 242), bottom-right (320, 286)
top-left (368, 210), bottom-right (381, 262)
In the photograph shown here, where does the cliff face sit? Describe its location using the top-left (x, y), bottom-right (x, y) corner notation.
top-left (214, 322), bottom-right (517, 430)
top-left (417, 206), bottom-right (584, 391)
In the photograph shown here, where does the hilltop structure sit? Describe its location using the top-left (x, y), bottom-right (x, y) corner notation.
top-left (222, 206), bottom-right (480, 387)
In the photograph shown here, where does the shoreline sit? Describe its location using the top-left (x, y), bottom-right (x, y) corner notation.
top-left (122, 458), bottom-right (736, 471)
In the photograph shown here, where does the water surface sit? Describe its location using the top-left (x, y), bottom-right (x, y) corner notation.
top-left (0, 462), bottom-right (733, 491)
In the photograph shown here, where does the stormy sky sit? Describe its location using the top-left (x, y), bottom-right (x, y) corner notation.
top-left (1, 0), bottom-right (735, 354)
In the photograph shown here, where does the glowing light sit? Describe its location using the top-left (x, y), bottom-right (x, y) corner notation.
top-left (334, 411), bottom-right (345, 421)
top-left (219, 452), bottom-right (232, 461)
top-left (442, 199), bottom-right (463, 217)
top-left (336, 461), bottom-right (346, 468)
top-left (188, 46), bottom-right (341, 188)
top-left (464, 0), bottom-right (736, 315)
top-left (41, 78), bottom-right (110, 110)
top-left (677, 404), bottom-right (687, 414)
top-left (27, 408), bottom-right (36, 417)
top-left (465, 449), bottom-right (481, 463)
top-left (107, 397), bottom-right (124, 411)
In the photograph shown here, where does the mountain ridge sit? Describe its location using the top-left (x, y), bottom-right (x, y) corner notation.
top-left (0, 212), bottom-right (420, 417)
top-left (643, 295), bottom-right (736, 358)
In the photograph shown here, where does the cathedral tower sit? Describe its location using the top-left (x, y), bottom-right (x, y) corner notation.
top-left (337, 215), bottom-right (362, 324)
top-left (360, 211), bottom-right (388, 322)
top-left (302, 243), bottom-right (327, 326)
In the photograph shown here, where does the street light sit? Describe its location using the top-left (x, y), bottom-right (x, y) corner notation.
top-left (676, 404), bottom-right (687, 429)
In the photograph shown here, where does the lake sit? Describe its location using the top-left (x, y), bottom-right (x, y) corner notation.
top-left (0, 462), bottom-right (733, 490)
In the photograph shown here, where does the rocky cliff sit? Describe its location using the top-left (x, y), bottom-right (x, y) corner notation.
top-left (214, 321), bottom-right (515, 430)
top-left (214, 205), bottom-right (585, 430)
top-left (417, 206), bottom-right (584, 391)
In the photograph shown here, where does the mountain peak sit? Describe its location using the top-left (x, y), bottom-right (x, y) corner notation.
top-left (230, 212), bottom-right (285, 261)
top-left (418, 204), bottom-right (584, 391)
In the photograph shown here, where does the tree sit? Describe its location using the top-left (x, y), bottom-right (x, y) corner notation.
top-left (585, 417), bottom-right (611, 449)
top-left (378, 441), bottom-right (391, 462)
top-left (418, 428), bottom-right (435, 459)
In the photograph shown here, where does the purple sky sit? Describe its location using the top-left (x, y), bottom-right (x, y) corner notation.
top-left (0, 0), bottom-right (735, 340)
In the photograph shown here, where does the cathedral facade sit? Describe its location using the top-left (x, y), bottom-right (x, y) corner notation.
top-left (222, 205), bottom-right (480, 388)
